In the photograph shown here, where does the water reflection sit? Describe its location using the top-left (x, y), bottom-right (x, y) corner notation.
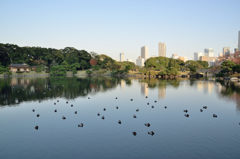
top-left (0, 77), bottom-right (124, 106)
top-left (1, 77), bottom-right (240, 111)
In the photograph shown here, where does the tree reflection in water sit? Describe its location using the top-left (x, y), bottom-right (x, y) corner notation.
top-left (0, 77), bottom-right (124, 106)
top-left (1, 77), bottom-right (240, 111)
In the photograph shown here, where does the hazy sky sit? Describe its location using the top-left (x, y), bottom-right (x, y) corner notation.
top-left (0, 0), bottom-right (239, 61)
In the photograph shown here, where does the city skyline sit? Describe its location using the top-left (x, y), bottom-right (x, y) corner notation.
top-left (0, 0), bottom-right (239, 61)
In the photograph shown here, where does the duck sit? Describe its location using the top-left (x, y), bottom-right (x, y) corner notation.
top-left (183, 109), bottom-right (188, 113)
top-left (130, 99), bottom-right (133, 101)
top-left (74, 111), bottom-right (77, 114)
top-left (132, 132), bottom-right (137, 136)
top-left (200, 109), bottom-right (203, 112)
top-left (133, 114), bottom-right (137, 118)
top-left (184, 114), bottom-right (190, 118)
top-left (88, 97), bottom-right (90, 99)
top-left (116, 106), bottom-right (119, 109)
top-left (36, 114), bottom-right (40, 117)
top-left (151, 106), bottom-right (154, 108)
top-left (136, 108), bottom-right (139, 112)
top-left (32, 109), bottom-right (35, 112)
top-left (71, 104), bottom-right (73, 107)
top-left (97, 113), bottom-right (100, 116)
top-left (115, 97), bottom-right (118, 99)
top-left (147, 103), bottom-right (150, 105)
top-left (148, 131), bottom-right (155, 136)
top-left (78, 123), bottom-right (84, 127)
top-left (213, 114), bottom-right (218, 118)
top-left (145, 96), bottom-right (148, 98)
top-left (102, 116), bottom-right (105, 120)
top-left (144, 123), bottom-right (151, 127)
top-left (203, 106), bottom-right (207, 109)
top-left (118, 120), bottom-right (122, 124)
top-left (62, 116), bottom-right (66, 120)
top-left (54, 103), bottom-right (56, 105)
top-left (103, 108), bottom-right (106, 111)
top-left (154, 100), bottom-right (157, 103)
top-left (57, 100), bottom-right (59, 102)
top-left (164, 106), bottom-right (167, 109)
top-left (66, 101), bottom-right (68, 104)
top-left (54, 109), bottom-right (57, 112)
top-left (35, 126), bottom-right (39, 130)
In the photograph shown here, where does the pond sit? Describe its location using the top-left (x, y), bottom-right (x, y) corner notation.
top-left (0, 77), bottom-right (240, 159)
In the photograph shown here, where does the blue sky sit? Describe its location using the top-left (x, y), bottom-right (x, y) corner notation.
top-left (0, 0), bottom-right (239, 61)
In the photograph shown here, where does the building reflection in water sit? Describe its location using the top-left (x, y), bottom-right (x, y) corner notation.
top-left (141, 83), bottom-right (148, 96)
top-left (196, 81), bottom-right (214, 95)
top-left (158, 86), bottom-right (166, 99)
top-left (120, 80), bottom-right (125, 88)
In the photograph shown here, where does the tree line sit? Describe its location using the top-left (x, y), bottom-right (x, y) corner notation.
top-left (0, 43), bottom-right (135, 75)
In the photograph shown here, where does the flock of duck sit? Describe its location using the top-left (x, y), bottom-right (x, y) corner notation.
top-left (31, 95), bottom-right (236, 136)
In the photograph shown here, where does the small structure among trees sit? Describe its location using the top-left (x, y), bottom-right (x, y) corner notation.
top-left (9, 64), bottom-right (31, 73)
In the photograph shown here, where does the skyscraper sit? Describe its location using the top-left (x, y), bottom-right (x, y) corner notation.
top-left (141, 46), bottom-right (148, 60)
top-left (223, 47), bottom-right (230, 56)
top-left (158, 42), bottom-right (166, 57)
top-left (238, 31), bottom-right (240, 50)
top-left (204, 48), bottom-right (214, 57)
top-left (194, 52), bottom-right (203, 61)
top-left (120, 53), bottom-right (125, 62)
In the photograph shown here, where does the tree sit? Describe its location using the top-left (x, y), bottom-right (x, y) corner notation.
top-left (0, 45), bottom-right (10, 66)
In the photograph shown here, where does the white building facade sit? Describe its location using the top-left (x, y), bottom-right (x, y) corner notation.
top-left (136, 56), bottom-right (145, 67)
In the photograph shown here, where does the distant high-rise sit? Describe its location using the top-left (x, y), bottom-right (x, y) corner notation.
top-left (120, 53), bottom-right (125, 62)
top-left (194, 52), bottom-right (203, 61)
top-left (136, 56), bottom-right (145, 67)
top-left (141, 46), bottom-right (148, 60)
top-left (223, 47), bottom-right (230, 56)
top-left (158, 42), bottom-right (166, 57)
top-left (238, 31), bottom-right (240, 50)
top-left (204, 48), bottom-right (214, 57)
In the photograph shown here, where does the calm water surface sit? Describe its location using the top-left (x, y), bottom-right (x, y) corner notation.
top-left (0, 77), bottom-right (240, 159)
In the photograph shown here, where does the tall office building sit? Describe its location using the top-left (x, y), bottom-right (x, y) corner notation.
top-left (120, 53), bottom-right (125, 62)
top-left (158, 42), bottom-right (166, 57)
top-left (223, 47), bottom-right (230, 56)
top-left (238, 31), bottom-right (240, 50)
top-left (204, 48), bottom-right (214, 57)
top-left (141, 46), bottom-right (149, 60)
top-left (194, 52), bottom-right (203, 61)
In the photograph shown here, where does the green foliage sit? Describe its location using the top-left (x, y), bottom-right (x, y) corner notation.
top-left (0, 65), bottom-right (9, 74)
top-left (216, 60), bottom-right (240, 77)
top-left (145, 57), bottom-right (182, 75)
top-left (185, 60), bottom-right (208, 73)
top-left (35, 65), bottom-right (45, 73)
top-left (0, 43), bottom-right (92, 71)
top-left (50, 65), bottom-right (66, 76)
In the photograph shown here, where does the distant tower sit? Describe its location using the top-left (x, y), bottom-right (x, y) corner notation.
top-left (223, 47), bottom-right (230, 56)
top-left (194, 52), bottom-right (203, 61)
top-left (238, 31), bottom-right (240, 50)
top-left (120, 53), bottom-right (125, 62)
top-left (158, 42), bottom-right (166, 57)
top-left (204, 48), bottom-right (214, 57)
top-left (141, 46), bottom-right (148, 60)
